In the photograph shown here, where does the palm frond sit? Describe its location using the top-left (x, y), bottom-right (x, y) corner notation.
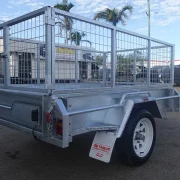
top-left (54, 3), bottom-right (67, 11)
top-left (81, 32), bottom-right (86, 37)
top-left (118, 5), bottom-right (133, 25)
top-left (121, 5), bottom-right (133, 14)
top-left (54, 1), bottom-right (74, 12)
top-left (67, 3), bottom-right (74, 11)
top-left (94, 5), bottom-right (133, 26)
top-left (94, 10), bottom-right (108, 20)
top-left (71, 31), bottom-right (86, 45)
top-left (118, 16), bottom-right (126, 25)
top-left (62, 0), bottom-right (68, 4)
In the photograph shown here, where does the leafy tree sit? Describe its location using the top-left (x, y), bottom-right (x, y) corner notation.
top-left (116, 51), bottom-right (146, 73)
top-left (95, 55), bottom-right (104, 66)
top-left (71, 31), bottom-right (86, 45)
top-left (54, 0), bottom-right (74, 44)
top-left (94, 5), bottom-right (133, 26)
top-left (95, 54), bottom-right (109, 66)
top-left (54, 0), bottom-right (74, 11)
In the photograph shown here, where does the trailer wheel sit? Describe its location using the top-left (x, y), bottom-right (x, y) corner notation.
top-left (115, 109), bottom-right (156, 166)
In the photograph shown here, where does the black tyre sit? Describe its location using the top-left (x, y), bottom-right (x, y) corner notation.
top-left (115, 109), bottom-right (156, 166)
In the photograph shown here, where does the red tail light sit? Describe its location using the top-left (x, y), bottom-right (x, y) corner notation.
top-left (56, 120), bottom-right (63, 135)
top-left (46, 112), bottom-right (51, 123)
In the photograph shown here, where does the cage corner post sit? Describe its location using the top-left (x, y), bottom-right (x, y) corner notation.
top-left (3, 25), bottom-right (10, 88)
top-left (45, 6), bottom-right (55, 93)
top-left (111, 28), bottom-right (117, 88)
top-left (170, 44), bottom-right (175, 86)
top-left (147, 38), bottom-right (151, 86)
top-left (133, 50), bottom-right (137, 84)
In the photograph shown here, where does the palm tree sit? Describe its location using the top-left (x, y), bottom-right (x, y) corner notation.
top-left (94, 5), bottom-right (133, 26)
top-left (54, 0), bottom-right (74, 44)
top-left (54, 0), bottom-right (74, 11)
top-left (71, 31), bottom-right (86, 45)
top-left (71, 31), bottom-right (92, 47)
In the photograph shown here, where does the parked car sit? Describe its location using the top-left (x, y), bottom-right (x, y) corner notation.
top-left (174, 65), bottom-right (180, 85)
top-left (136, 65), bottom-right (170, 83)
top-left (0, 74), bottom-right (3, 84)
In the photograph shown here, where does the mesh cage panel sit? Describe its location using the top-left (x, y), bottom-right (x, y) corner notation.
top-left (9, 14), bottom-right (45, 87)
top-left (54, 12), bottom-right (112, 89)
top-left (0, 29), bottom-right (4, 85)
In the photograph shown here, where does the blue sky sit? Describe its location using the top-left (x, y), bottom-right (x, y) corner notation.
top-left (0, 0), bottom-right (180, 59)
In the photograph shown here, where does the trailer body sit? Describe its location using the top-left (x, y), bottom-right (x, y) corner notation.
top-left (0, 6), bottom-right (179, 164)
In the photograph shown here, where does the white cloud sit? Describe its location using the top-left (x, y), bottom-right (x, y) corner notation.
top-left (72, 0), bottom-right (131, 15)
top-left (132, 0), bottom-right (180, 26)
top-left (1, 0), bottom-right (46, 21)
top-left (4, 0), bottom-right (180, 27)
top-left (157, 16), bottom-right (180, 26)
top-left (26, 2), bottom-right (45, 7)
top-left (0, 10), bottom-right (24, 22)
top-left (132, 0), bottom-right (147, 7)
top-left (92, 5), bottom-right (109, 13)
top-left (8, 0), bottom-right (46, 12)
top-left (9, 0), bottom-right (45, 10)
top-left (9, 0), bottom-right (30, 5)
top-left (136, 27), bottom-right (148, 33)
top-left (131, 14), bottom-right (144, 20)
top-left (73, 0), bottom-right (180, 26)
top-left (0, 15), bottom-right (10, 22)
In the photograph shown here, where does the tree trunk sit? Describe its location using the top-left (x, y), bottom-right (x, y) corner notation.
top-left (65, 29), bottom-right (68, 44)
top-left (69, 28), bottom-right (72, 45)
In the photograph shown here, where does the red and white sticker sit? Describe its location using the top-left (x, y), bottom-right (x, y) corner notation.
top-left (89, 132), bottom-right (116, 163)
top-left (93, 143), bottom-right (111, 154)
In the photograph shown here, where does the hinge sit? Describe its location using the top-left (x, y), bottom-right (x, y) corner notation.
top-left (45, 17), bottom-right (55, 26)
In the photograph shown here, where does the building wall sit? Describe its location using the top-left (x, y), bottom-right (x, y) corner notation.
top-left (10, 53), bottom-right (18, 77)
top-left (55, 61), bottom-right (79, 80)
top-left (0, 58), bottom-right (3, 76)
top-left (32, 60), bottom-right (94, 80)
top-left (0, 38), bottom-right (95, 80)
top-left (9, 55), bottom-right (92, 80)
top-left (0, 39), bottom-right (37, 54)
top-left (87, 63), bottom-right (91, 79)
top-left (0, 39), bottom-right (3, 54)
top-left (31, 58), bottom-right (44, 79)
top-left (31, 60), bottom-right (80, 80)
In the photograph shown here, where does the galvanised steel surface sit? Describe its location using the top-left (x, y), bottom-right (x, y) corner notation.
top-left (0, 6), bottom-right (179, 151)
top-left (0, 6), bottom-right (175, 92)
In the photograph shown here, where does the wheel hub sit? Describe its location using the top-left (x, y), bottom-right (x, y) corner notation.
top-left (134, 131), bottom-right (145, 141)
top-left (133, 118), bottom-right (154, 158)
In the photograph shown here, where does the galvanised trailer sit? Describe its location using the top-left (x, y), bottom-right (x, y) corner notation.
top-left (0, 6), bottom-right (179, 166)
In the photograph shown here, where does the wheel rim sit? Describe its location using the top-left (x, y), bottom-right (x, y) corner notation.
top-left (133, 118), bottom-right (154, 158)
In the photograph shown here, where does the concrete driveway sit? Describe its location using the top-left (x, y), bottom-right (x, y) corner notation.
top-left (0, 116), bottom-right (180, 180)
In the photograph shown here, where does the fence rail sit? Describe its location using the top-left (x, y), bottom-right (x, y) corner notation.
top-left (0, 6), bottom-right (175, 92)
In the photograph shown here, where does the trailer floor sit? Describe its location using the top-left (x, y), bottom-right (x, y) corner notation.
top-left (0, 115), bottom-right (180, 180)
top-left (3, 83), bottom-right (171, 92)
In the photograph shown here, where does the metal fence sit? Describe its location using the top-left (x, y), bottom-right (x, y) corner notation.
top-left (0, 6), bottom-right (175, 92)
